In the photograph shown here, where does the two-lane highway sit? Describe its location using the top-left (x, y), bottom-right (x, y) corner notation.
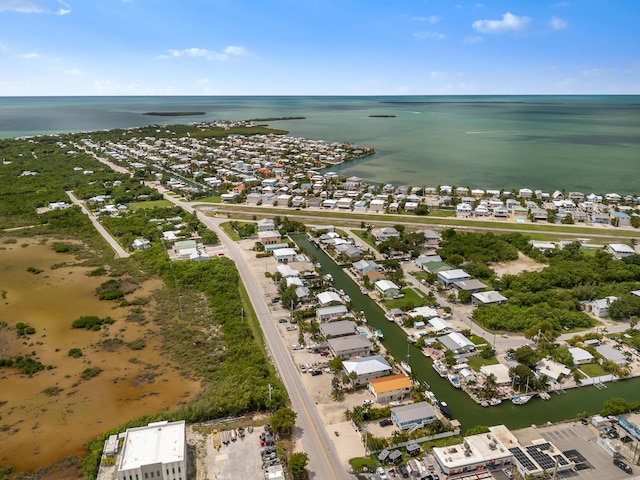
top-left (162, 194), bottom-right (352, 480)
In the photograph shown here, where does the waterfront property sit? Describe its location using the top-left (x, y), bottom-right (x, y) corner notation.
top-left (390, 402), bottom-right (438, 430)
top-left (319, 320), bottom-right (358, 339)
top-left (437, 269), bottom-right (470, 287)
top-left (368, 374), bottom-right (413, 403)
top-left (316, 305), bottom-right (349, 322)
top-left (327, 335), bottom-right (371, 359)
top-left (342, 355), bottom-right (393, 387)
top-left (116, 420), bottom-right (186, 480)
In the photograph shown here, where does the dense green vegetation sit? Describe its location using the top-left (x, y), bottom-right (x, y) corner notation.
top-left (71, 315), bottom-right (115, 330)
top-left (433, 231), bottom-right (640, 332)
top-left (0, 356), bottom-right (48, 375)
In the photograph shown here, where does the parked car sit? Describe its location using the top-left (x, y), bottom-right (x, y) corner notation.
top-left (362, 399), bottom-right (374, 405)
top-left (278, 318), bottom-right (288, 323)
top-left (376, 467), bottom-right (388, 480)
top-left (621, 436), bottom-right (633, 443)
top-left (311, 370), bottom-right (323, 376)
top-left (614, 459), bottom-right (633, 474)
top-left (379, 419), bottom-right (393, 427)
top-left (398, 465), bottom-right (409, 478)
top-left (271, 297), bottom-right (280, 303)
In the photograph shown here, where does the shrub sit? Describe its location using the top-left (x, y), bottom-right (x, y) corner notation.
top-left (71, 315), bottom-right (114, 330)
top-left (68, 348), bottom-right (83, 358)
top-left (81, 367), bottom-right (102, 380)
top-left (96, 279), bottom-right (124, 300)
top-left (127, 339), bottom-right (146, 350)
top-left (52, 242), bottom-right (71, 253)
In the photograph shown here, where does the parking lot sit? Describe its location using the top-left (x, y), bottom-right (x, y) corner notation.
top-left (512, 421), bottom-right (639, 480)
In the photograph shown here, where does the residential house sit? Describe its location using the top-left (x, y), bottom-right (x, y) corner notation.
top-left (595, 344), bottom-right (627, 366)
top-left (319, 320), bottom-right (357, 339)
top-left (368, 374), bottom-right (413, 403)
top-left (369, 199), bottom-right (386, 213)
top-left (453, 279), bottom-right (487, 295)
top-left (317, 291), bottom-right (344, 306)
top-left (437, 269), bottom-right (471, 287)
top-left (372, 227), bottom-right (400, 242)
top-left (132, 238), bottom-right (151, 250)
top-left (257, 218), bottom-right (276, 232)
top-left (471, 291), bottom-right (508, 306)
top-left (535, 358), bottom-right (571, 384)
top-left (352, 259), bottom-right (381, 275)
top-left (327, 335), bottom-right (371, 359)
top-left (590, 296), bottom-right (617, 318)
top-left (375, 280), bottom-right (400, 298)
top-left (391, 402), bottom-right (437, 430)
top-left (569, 347), bottom-right (594, 365)
top-left (611, 211), bottom-right (631, 227)
top-left (273, 248), bottom-right (297, 263)
top-left (258, 230), bottom-right (282, 245)
top-left (438, 332), bottom-right (475, 355)
top-left (316, 305), bottom-right (349, 322)
top-left (342, 355), bottom-right (393, 387)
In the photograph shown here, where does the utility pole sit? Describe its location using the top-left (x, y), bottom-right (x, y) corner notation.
top-left (268, 383), bottom-right (273, 414)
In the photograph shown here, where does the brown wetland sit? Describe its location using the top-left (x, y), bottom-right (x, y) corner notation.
top-left (0, 240), bottom-right (200, 473)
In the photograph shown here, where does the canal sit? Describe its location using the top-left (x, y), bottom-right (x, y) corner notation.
top-left (292, 234), bottom-right (640, 430)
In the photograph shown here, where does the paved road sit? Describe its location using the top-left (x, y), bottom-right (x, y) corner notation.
top-left (66, 190), bottom-right (130, 259)
top-left (161, 193), bottom-right (351, 480)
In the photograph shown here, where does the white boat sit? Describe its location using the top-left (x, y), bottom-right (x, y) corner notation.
top-left (432, 361), bottom-right (448, 378)
top-left (400, 361), bottom-right (412, 374)
top-left (385, 312), bottom-right (396, 322)
top-left (489, 398), bottom-right (502, 406)
top-left (539, 392), bottom-right (551, 400)
top-left (361, 287), bottom-right (368, 295)
top-left (512, 395), bottom-right (533, 405)
top-left (447, 374), bottom-right (461, 389)
top-left (374, 329), bottom-right (384, 340)
top-left (407, 334), bottom-right (417, 344)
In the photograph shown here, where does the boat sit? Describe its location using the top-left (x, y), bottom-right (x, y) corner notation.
top-left (512, 395), bottom-right (533, 405)
top-left (489, 398), bottom-right (502, 406)
top-left (374, 329), bottom-right (384, 340)
top-left (361, 287), bottom-right (368, 295)
top-left (447, 373), bottom-right (462, 389)
top-left (432, 361), bottom-right (448, 378)
top-left (407, 334), bottom-right (417, 344)
top-left (400, 361), bottom-right (412, 375)
top-left (436, 400), bottom-right (451, 417)
top-left (385, 312), bottom-right (396, 322)
top-left (539, 391), bottom-right (551, 400)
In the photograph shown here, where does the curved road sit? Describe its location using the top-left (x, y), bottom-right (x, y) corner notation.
top-left (161, 193), bottom-right (351, 480)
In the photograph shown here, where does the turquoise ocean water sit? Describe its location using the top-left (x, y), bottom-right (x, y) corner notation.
top-left (1, 95), bottom-right (639, 194)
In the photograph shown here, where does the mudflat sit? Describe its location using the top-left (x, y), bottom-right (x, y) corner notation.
top-left (0, 240), bottom-right (200, 473)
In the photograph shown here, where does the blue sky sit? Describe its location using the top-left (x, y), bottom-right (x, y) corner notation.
top-left (0, 0), bottom-right (638, 95)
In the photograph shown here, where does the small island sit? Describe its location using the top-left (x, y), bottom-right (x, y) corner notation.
top-left (248, 116), bottom-right (306, 121)
top-left (368, 114), bottom-right (396, 118)
top-left (143, 111), bottom-right (206, 117)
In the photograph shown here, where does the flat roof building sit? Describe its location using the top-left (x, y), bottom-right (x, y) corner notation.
top-left (116, 420), bottom-right (186, 480)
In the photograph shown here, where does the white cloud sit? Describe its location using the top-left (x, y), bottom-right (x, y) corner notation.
top-left (472, 12), bottom-right (531, 34)
top-left (412, 15), bottom-right (440, 24)
top-left (463, 35), bottom-right (483, 44)
top-left (0, 42), bottom-right (8, 51)
top-left (160, 45), bottom-right (248, 61)
top-left (430, 71), bottom-right (449, 79)
top-left (55, 0), bottom-right (70, 15)
top-left (0, 0), bottom-right (70, 14)
top-left (21, 52), bottom-right (40, 59)
top-left (581, 68), bottom-right (614, 77)
top-left (413, 31), bottom-right (445, 40)
top-left (549, 16), bottom-right (567, 30)
top-left (65, 68), bottom-right (81, 74)
top-left (0, 0), bottom-right (45, 13)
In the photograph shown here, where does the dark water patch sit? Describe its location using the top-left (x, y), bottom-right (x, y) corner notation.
top-left (512, 133), bottom-right (640, 147)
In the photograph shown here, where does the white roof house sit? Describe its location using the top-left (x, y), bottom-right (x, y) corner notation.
top-left (328, 335), bottom-right (371, 359)
top-left (277, 265), bottom-right (299, 278)
top-left (375, 280), bottom-right (400, 297)
top-left (535, 358), bottom-right (571, 383)
top-left (316, 305), bottom-right (349, 322)
top-left (319, 320), bottom-right (358, 338)
top-left (472, 291), bottom-right (508, 306)
top-left (317, 291), bottom-right (343, 306)
top-left (438, 332), bottom-right (475, 354)
top-left (343, 355), bottom-right (393, 386)
top-left (408, 306), bottom-right (438, 319)
top-left (590, 296), bottom-right (617, 318)
top-left (428, 317), bottom-right (454, 332)
top-left (437, 269), bottom-right (470, 287)
top-left (607, 243), bottom-right (635, 259)
top-left (569, 347), bottom-right (594, 365)
top-left (595, 344), bottom-right (627, 365)
top-left (273, 248), bottom-right (297, 263)
top-left (480, 364), bottom-right (511, 385)
top-left (116, 420), bottom-right (186, 480)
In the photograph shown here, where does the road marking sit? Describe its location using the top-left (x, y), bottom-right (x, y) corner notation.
top-left (296, 388), bottom-right (339, 480)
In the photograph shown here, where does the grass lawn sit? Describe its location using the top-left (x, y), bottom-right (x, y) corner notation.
top-left (195, 195), bottom-right (221, 204)
top-left (469, 335), bottom-right (488, 346)
top-left (383, 287), bottom-right (426, 310)
top-left (130, 199), bottom-right (173, 209)
top-left (349, 456), bottom-right (378, 474)
top-left (352, 229), bottom-right (379, 251)
top-left (219, 222), bottom-right (242, 241)
top-left (467, 356), bottom-right (499, 372)
top-left (579, 363), bottom-right (609, 377)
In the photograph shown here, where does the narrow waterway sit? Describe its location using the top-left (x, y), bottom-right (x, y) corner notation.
top-left (292, 234), bottom-right (640, 430)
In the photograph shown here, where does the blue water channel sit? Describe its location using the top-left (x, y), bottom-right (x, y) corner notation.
top-left (291, 234), bottom-right (640, 430)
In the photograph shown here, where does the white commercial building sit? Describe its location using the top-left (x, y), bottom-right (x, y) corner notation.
top-left (116, 420), bottom-right (187, 480)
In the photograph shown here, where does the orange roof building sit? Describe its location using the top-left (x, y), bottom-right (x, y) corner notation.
top-left (368, 374), bottom-right (413, 403)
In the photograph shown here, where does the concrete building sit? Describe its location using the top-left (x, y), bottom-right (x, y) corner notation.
top-left (257, 230), bottom-right (282, 245)
top-left (432, 427), bottom-right (513, 477)
top-left (472, 291), bottom-right (508, 306)
top-left (273, 248), bottom-right (297, 263)
top-left (590, 296), bottom-right (617, 318)
top-left (368, 373), bottom-right (413, 403)
top-left (437, 269), bottom-right (471, 287)
top-left (607, 243), bottom-right (635, 259)
top-left (116, 420), bottom-right (186, 480)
